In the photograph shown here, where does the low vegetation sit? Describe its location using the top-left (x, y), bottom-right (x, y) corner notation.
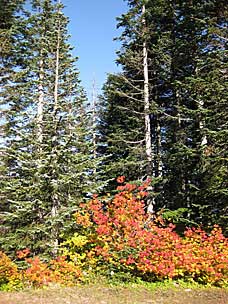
top-left (0, 179), bottom-right (227, 291)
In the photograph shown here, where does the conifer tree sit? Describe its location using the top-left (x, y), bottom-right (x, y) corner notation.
top-left (0, 0), bottom-right (27, 225)
top-left (1, 0), bottom-right (97, 256)
top-left (100, 0), bottom-right (173, 201)
top-left (101, 0), bottom-right (227, 232)
top-left (162, 0), bottom-right (228, 230)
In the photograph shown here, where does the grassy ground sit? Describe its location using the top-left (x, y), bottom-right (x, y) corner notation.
top-left (0, 283), bottom-right (227, 304)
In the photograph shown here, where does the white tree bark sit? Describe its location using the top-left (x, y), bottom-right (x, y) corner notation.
top-left (54, 28), bottom-right (60, 113)
top-left (142, 4), bottom-right (152, 176)
top-left (142, 4), bottom-right (154, 213)
top-left (37, 57), bottom-right (44, 148)
top-left (199, 99), bottom-right (207, 146)
top-left (92, 78), bottom-right (97, 163)
top-left (156, 119), bottom-right (163, 177)
top-left (51, 12), bottom-right (61, 256)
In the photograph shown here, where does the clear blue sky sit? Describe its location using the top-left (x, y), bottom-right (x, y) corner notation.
top-left (62, 0), bottom-right (128, 95)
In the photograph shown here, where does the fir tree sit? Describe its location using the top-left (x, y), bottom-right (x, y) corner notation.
top-left (100, 0), bottom-right (227, 232)
top-left (162, 0), bottom-right (228, 230)
top-left (100, 0), bottom-right (173, 203)
top-left (1, 0), bottom-right (97, 256)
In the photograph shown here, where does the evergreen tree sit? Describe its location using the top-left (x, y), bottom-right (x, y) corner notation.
top-left (0, 0), bottom-right (97, 256)
top-left (162, 0), bottom-right (228, 230)
top-left (100, 0), bottom-right (173, 204)
top-left (0, 0), bottom-right (27, 229)
top-left (100, 0), bottom-right (227, 232)
top-left (190, 0), bottom-right (228, 231)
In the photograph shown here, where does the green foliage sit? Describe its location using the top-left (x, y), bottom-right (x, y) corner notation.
top-left (100, 0), bottom-right (228, 232)
top-left (0, 0), bottom-right (100, 257)
top-left (162, 208), bottom-right (188, 223)
top-left (161, 208), bottom-right (196, 232)
top-left (162, 0), bottom-right (228, 232)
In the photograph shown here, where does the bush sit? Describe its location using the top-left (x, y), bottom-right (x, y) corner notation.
top-left (19, 250), bottom-right (82, 288)
top-left (0, 249), bottom-right (82, 290)
top-left (67, 177), bottom-right (228, 286)
top-left (1, 177), bottom-right (227, 289)
top-left (0, 251), bottom-right (22, 290)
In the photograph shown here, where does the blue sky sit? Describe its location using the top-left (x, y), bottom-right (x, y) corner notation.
top-left (62, 0), bottom-right (128, 94)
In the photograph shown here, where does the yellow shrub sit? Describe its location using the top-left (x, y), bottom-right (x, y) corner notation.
top-left (0, 251), bottom-right (22, 290)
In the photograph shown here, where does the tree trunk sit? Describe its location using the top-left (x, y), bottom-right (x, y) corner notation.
top-left (142, 4), bottom-right (152, 176)
top-left (37, 57), bottom-right (44, 149)
top-left (51, 14), bottom-right (61, 256)
top-left (92, 78), bottom-right (97, 168)
top-left (195, 67), bottom-right (207, 147)
top-left (155, 118), bottom-right (162, 178)
top-left (142, 4), bottom-right (154, 213)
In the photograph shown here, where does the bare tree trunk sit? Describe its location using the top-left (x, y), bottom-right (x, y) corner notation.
top-left (156, 119), bottom-right (163, 178)
top-left (37, 3), bottom-right (44, 151)
top-left (54, 28), bottom-right (60, 114)
top-left (37, 57), bottom-right (44, 149)
top-left (142, 4), bottom-right (154, 213)
top-left (36, 55), bottom-right (45, 223)
top-left (92, 78), bottom-right (97, 167)
top-left (195, 67), bottom-right (207, 147)
top-left (51, 14), bottom-right (61, 256)
top-left (142, 4), bottom-right (152, 176)
top-left (199, 100), bottom-right (207, 146)
top-left (51, 192), bottom-right (59, 256)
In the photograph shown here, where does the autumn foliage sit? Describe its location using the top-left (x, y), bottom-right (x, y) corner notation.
top-left (72, 178), bottom-right (228, 286)
top-left (18, 250), bottom-right (81, 288)
top-left (0, 249), bottom-right (81, 290)
top-left (0, 178), bottom-right (227, 289)
top-left (0, 251), bottom-right (21, 290)
top-left (23, 256), bottom-right (81, 288)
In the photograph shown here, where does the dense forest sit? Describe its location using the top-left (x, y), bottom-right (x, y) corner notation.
top-left (0, 0), bottom-right (227, 288)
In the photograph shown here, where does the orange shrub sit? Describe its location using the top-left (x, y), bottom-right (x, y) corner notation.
top-left (23, 256), bottom-right (53, 287)
top-left (0, 251), bottom-right (21, 290)
top-left (1, 177), bottom-right (227, 288)
top-left (49, 256), bottom-right (82, 286)
top-left (180, 226), bottom-right (228, 285)
top-left (22, 255), bottom-right (82, 287)
top-left (14, 249), bottom-right (82, 288)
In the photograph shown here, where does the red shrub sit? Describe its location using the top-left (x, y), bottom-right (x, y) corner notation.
top-left (74, 177), bottom-right (228, 286)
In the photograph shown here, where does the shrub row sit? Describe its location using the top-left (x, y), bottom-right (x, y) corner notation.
top-left (0, 249), bottom-right (81, 290)
top-left (1, 178), bottom-right (227, 289)
top-left (69, 177), bottom-right (228, 286)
